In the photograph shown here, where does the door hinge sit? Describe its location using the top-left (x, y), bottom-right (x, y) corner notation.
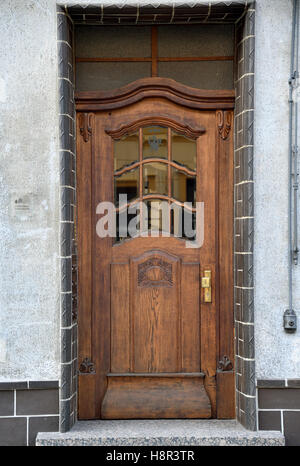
top-left (79, 357), bottom-right (96, 374)
top-left (217, 356), bottom-right (233, 372)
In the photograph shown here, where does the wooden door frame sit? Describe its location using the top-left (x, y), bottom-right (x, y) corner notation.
top-left (75, 77), bottom-right (235, 419)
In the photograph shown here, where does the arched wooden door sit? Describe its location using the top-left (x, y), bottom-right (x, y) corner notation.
top-left (76, 78), bottom-right (235, 420)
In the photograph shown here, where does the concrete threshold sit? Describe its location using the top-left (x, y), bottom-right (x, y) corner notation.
top-left (36, 419), bottom-right (285, 446)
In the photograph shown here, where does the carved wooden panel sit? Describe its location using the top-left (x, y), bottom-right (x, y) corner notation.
top-left (138, 258), bottom-right (173, 288)
top-left (102, 374), bottom-right (211, 419)
top-left (131, 250), bottom-right (180, 373)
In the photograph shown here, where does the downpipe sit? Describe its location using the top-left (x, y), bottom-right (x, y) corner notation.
top-left (285, 0), bottom-right (299, 332)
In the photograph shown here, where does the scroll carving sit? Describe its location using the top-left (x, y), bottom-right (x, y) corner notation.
top-left (79, 113), bottom-right (92, 142)
top-left (217, 110), bottom-right (232, 140)
top-left (138, 258), bottom-right (173, 288)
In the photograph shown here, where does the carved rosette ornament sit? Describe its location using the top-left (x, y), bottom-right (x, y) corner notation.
top-left (217, 355), bottom-right (233, 372)
top-left (217, 110), bottom-right (232, 140)
top-left (79, 113), bottom-right (92, 142)
top-left (79, 357), bottom-right (95, 374)
top-left (138, 258), bottom-right (173, 288)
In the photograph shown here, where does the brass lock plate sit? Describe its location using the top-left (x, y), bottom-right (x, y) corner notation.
top-left (201, 270), bottom-right (212, 303)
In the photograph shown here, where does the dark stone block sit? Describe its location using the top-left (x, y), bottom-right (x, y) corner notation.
top-left (61, 187), bottom-right (74, 222)
top-left (244, 8), bottom-right (255, 37)
top-left (235, 181), bottom-right (254, 218)
top-left (240, 147), bottom-right (254, 184)
top-left (72, 324), bottom-right (78, 344)
top-left (57, 9), bottom-right (69, 40)
top-left (60, 151), bottom-right (73, 187)
top-left (241, 74), bottom-right (254, 111)
top-left (61, 257), bottom-right (72, 292)
top-left (238, 395), bottom-right (257, 430)
top-left (0, 381), bottom-right (27, 390)
top-left (61, 328), bottom-right (72, 363)
top-left (59, 79), bottom-right (73, 117)
top-left (287, 379), bottom-right (300, 388)
top-left (61, 291), bottom-right (72, 328)
top-left (0, 418), bottom-right (27, 446)
top-left (58, 41), bottom-right (72, 80)
top-left (60, 399), bottom-right (71, 433)
top-left (235, 217), bottom-right (254, 253)
top-left (240, 288), bottom-right (254, 323)
top-left (235, 252), bottom-right (254, 288)
top-left (61, 363), bottom-right (72, 400)
top-left (237, 42), bottom-right (244, 78)
top-left (243, 36), bottom-right (255, 74)
top-left (283, 411), bottom-right (300, 446)
top-left (239, 322), bottom-right (255, 359)
top-left (236, 373), bottom-right (242, 393)
top-left (28, 381), bottom-right (59, 390)
top-left (70, 392), bottom-right (77, 414)
top-left (257, 380), bottom-right (286, 388)
top-left (59, 114), bottom-right (74, 151)
top-left (259, 411), bottom-right (282, 431)
top-left (28, 415), bottom-right (59, 446)
top-left (136, 6), bottom-right (173, 15)
top-left (0, 390), bottom-right (14, 416)
top-left (235, 355), bottom-right (243, 374)
top-left (242, 110), bottom-right (254, 146)
top-left (241, 359), bottom-right (256, 396)
top-left (56, 5), bottom-right (66, 14)
top-left (235, 77), bottom-right (242, 100)
top-left (72, 339), bottom-right (78, 360)
top-left (258, 388), bottom-right (300, 410)
top-left (16, 389), bottom-right (59, 416)
top-left (61, 222), bottom-right (72, 258)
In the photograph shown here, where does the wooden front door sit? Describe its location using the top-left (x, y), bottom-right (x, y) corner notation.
top-left (76, 78), bottom-right (235, 420)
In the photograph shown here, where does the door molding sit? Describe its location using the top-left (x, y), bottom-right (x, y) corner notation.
top-left (75, 77), bottom-right (235, 112)
top-left (106, 115), bottom-right (205, 140)
top-left (57, 3), bottom-right (256, 433)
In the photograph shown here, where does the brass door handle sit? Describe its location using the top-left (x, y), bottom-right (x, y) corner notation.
top-left (201, 270), bottom-right (212, 303)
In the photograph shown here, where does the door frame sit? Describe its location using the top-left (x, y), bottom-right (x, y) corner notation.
top-left (75, 77), bottom-right (235, 419)
top-left (57, 2), bottom-right (256, 433)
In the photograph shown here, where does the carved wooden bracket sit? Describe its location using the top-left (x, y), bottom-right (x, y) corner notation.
top-left (79, 113), bottom-right (92, 142)
top-left (79, 357), bottom-right (95, 374)
top-left (217, 110), bottom-right (232, 140)
top-left (217, 355), bottom-right (233, 372)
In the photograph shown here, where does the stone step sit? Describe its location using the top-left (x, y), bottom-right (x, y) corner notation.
top-left (36, 419), bottom-right (285, 446)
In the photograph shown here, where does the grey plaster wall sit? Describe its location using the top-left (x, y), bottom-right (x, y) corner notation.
top-left (0, 0), bottom-right (299, 383)
top-left (254, 0), bottom-right (300, 379)
top-left (0, 0), bottom-right (60, 380)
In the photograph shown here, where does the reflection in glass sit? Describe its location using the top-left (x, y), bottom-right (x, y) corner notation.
top-left (143, 162), bottom-right (168, 196)
top-left (115, 208), bottom-right (140, 243)
top-left (172, 131), bottom-right (196, 171)
top-left (172, 167), bottom-right (196, 206)
top-left (172, 209), bottom-right (196, 240)
top-left (114, 168), bottom-right (139, 206)
top-left (114, 131), bottom-right (139, 171)
top-left (145, 200), bottom-right (163, 233)
top-left (143, 126), bottom-right (168, 159)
